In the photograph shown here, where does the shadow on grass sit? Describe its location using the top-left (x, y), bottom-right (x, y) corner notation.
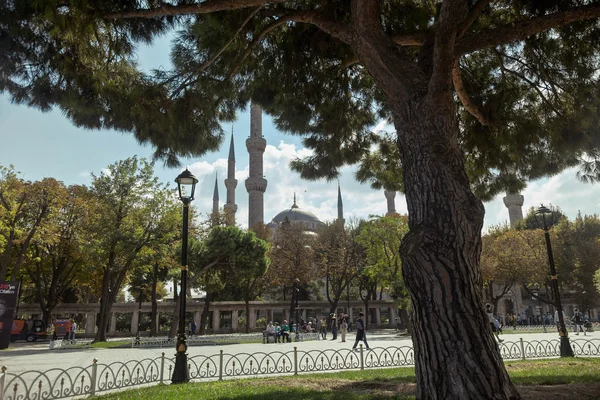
top-left (212, 387), bottom-right (415, 400)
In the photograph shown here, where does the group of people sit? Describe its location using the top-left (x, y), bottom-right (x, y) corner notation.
top-left (487, 304), bottom-right (594, 341)
top-left (264, 320), bottom-right (293, 343)
top-left (264, 312), bottom-right (370, 351)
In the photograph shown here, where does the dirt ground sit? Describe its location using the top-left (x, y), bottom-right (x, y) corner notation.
top-left (271, 378), bottom-right (600, 399)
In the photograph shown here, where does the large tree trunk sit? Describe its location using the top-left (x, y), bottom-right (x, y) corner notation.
top-left (395, 98), bottom-right (519, 399)
top-left (348, 2), bottom-right (520, 397)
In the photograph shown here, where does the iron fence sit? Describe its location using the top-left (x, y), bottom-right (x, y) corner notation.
top-left (2, 338), bottom-right (599, 400)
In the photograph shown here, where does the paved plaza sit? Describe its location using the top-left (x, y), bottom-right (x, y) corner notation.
top-left (1, 329), bottom-right (595, 376)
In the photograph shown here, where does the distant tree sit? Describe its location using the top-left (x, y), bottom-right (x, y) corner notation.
top-left (0, 165), bottom-right (61, 281)
top-left (551, 214), bottom-right (600, 313)
top-left (357, 215), bottom-right (410, 328)
top-left (183, 226), bottom-right (269, 335)
top-left (315, 221), bottom-right (363, 315)
top-left (87, 157), bottom-right (180, 342)
top-left (480, 227), bottom-right (548, 313)
top-left (520, 206), bottom-right (568, 231)
top-left (22, 184), bottom-right (91, 326)
top-left (268, 222), bottom-right (316, 320)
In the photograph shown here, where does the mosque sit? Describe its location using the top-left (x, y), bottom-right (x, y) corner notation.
top-left (211, 102), bottom-right (399, 232)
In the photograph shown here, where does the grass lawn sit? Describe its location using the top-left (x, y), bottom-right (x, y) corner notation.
top-left (90, 341), bottom-right (131, 349)
top-left (91, 358), bottom-right (600, 400)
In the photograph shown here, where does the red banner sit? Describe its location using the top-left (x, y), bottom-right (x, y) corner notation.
top-left (0, 281), bottom-right (19, 349)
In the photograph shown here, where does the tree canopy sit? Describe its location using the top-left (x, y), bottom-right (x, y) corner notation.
top-left (1, 1), bottom-right (600, 196)
top-left (4, 1), bottom-right (600, 398)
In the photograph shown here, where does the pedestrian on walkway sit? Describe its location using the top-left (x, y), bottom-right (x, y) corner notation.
top-left (486, 304), bottom-right (503, 343)
top-left (339, 313), bottom-right (348, 342)
top-left (352, 312), bottom-right (369, 351)
top-left (319, 317), bottom-right (327, 340)
top-left (571, 308), bottom-right (586, 336)
top-left (330, 314), bottom-right (338, 340)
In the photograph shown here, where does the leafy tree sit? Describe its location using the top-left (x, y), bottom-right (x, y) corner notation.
top-left (6, 1), bottom-right (600, 396)
top-left (551, 214), bottom-right (600, 313)
top-left (0, 165), bottom-right (61, 281)
top-left (480, 226), bottom-right (548, 313)
top-left (23, 184), bottom-right (92, 326)
top-left (357, 215), bottom-right (410, 327)
top-left (87, 157), bottom-right (180, 342)
top-left (315, 221), bottom-right (363, 315)
top-left (519, 206), bottom-right (568, 231)
top-left (268, 222), bottom-right (316, 319)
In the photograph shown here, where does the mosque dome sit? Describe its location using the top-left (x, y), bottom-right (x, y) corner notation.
top-left (268, 195), bottom-right (324, 232)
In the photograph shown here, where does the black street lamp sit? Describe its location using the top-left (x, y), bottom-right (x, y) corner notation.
top-left (535, 205), bottom-right (573, 357)
top-left (172, 169), bottom-right (198, 383)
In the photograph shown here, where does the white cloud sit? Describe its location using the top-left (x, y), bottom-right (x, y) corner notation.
top-left (185, 137), bottom-right (599, 232)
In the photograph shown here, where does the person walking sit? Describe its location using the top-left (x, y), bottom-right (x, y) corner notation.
top-left (339, 313), bottom-right (348, 342)
top-left (571, 308), bottom-right (586, 336)
top-left (352, 312), bottom-right (370, 351)
top-left (319, 316), bottom-right (327, 340)
top-left (69, 320), bottom-right (77, 341)
top-left (330, 314), bottom-right (338, 340)
top-left (486, 304), bottom-right (503, 343)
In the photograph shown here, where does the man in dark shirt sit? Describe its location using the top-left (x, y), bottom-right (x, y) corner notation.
top-left (352, 312), bottom-right (369, 351)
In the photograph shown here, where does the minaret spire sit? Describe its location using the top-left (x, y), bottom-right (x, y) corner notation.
top-left (245, 102), bottom-right (268, 229)
top-left (337, 182), bottom-right (344, 224)
top-left (384, 190), bottom-right (397, 216)
top-left (503, 167), bottom-right (524, 228)
top-left (292, 192), bottom-right (298, 208)
top-left (224, 128), bottom-right (238, 226)
top-left (212, 173), bottom-right (219, 214)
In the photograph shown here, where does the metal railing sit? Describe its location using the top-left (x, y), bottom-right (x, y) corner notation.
top-left (131, 332), bottom-right (320, 348)
top-left (2, 338), bottom-right (599, 400)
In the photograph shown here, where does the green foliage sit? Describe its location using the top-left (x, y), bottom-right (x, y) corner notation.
top-left (357, 215), bottom-right (410, 305)
top-left (3, 2), bottom-right (600, 191)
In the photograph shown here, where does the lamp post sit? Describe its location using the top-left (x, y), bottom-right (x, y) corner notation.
top-left (535, 205), bottom-right (573, 357)
top-left (172, 169), bottom-right (198, 383)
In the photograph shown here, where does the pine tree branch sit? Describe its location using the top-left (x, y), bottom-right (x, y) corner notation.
top-left (103, 0), bottom-right (286, 19)
top-left (229, 16), bottom-right (290, 78)
top-left (452, 60), bottom-right (491, 126)
top-left (458, 0), bottom-right (492, 37)
top-left (171, 6), bottom-right (261, 96)
top-left (429, 0), bottom-right (468, 102)
top-left (499, 64), bottom-right (563, 118)
top-left (456, 3), bottom-right (600, 55)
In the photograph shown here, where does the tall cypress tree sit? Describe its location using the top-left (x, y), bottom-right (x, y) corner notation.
top-left (3, 1), bottom-right (600, 398)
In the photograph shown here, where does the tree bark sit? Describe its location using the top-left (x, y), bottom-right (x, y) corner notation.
top-left (348, 2), bottom-right (520, 396)
top-left (199, 292), bottom-right (213, 335)
top-left (393, 97), bottom-right (519, 399)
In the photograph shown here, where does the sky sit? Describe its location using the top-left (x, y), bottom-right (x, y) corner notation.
top-left (1, 34), bottom-right (600, 231)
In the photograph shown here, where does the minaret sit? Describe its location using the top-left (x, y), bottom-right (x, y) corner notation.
top-left (224, 131), bottom-right (238, 226)
top-left (211, 173), bottom-right (219, 226)
top-left (384, 190), bottom-right (397, 216)
top-left (503, 192), bottom-right (524, 228)
top-left (337, 183), bottom-right (344, 224)
top-left (245, 102), bottom-right (268, 229)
